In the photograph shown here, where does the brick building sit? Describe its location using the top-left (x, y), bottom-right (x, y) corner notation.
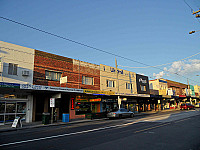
top-left (32, 50), bottom-right (100, 121)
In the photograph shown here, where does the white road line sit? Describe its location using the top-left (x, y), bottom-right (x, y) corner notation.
top-left (1, 111), bottom-right (199, 147)
top-left (0, 121), bottom-right (139, 147)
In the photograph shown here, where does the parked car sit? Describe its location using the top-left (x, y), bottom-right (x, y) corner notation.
top-left (107, 108), bottom-right (134, 119)
top-left (195, 103), bottom-right (200, 108)
top-left (180, 103), bottom-right (195, 110)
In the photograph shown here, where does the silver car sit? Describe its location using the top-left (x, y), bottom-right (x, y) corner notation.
top-left (107, 108), bottom-right (134, 119)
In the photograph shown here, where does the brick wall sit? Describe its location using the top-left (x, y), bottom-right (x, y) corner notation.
top-left (33, 50), bottom-right (100, 90)
top-left (166, 80), bottom-right (187, 95)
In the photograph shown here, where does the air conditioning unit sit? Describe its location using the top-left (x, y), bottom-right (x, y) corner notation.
top-left (46, 76), bottom-right (51, 80)
top-left (22, 70), bottom-right (29, 76)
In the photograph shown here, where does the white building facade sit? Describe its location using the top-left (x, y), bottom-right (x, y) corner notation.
top-left (0, 41), bottom-right (35, 124)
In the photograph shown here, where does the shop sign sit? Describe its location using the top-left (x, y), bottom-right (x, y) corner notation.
top-left (162, 95), bottom-right (171, 98)
top-left (0, 82), bottom-right (20, 89)
top-left (20, 84), bottom-right (83, 93)
top-left (71, 98), bottom-right (75, 110)
top-left (179, 95), bottom-right (186, 98)
top-left (83, 89), bottom-right (115, 95)
top-left (89, 98), bottom-right (101, 102)
top-left (76, 95), bottom-right (89, 102)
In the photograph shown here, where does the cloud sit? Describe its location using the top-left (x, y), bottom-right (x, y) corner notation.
top-left (153, 59), bottom-right (200, 79)
top-left (153, 71), bottom-right (165, 78)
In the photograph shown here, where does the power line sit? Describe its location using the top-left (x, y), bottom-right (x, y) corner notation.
top-left (0, 16), bottom-right (199, 85)
top-left (118, 51), bottom-right (200, 68)
top-left (183, 0), bottom-right (200, 24)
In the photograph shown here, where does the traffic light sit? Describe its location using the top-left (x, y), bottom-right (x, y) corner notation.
top-left (196, 14), bottom-right (200, 18)
top-left (189, 31), bottom-right (195, 34)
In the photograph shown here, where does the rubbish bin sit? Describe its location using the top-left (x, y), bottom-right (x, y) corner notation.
top-left (62, 113), bottom-right (69, 122)
top-left (42, 113), bottom-right (50, 124)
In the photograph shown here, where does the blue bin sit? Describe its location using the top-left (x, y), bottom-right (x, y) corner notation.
top-left (62, 113), bottom-right (69, 122)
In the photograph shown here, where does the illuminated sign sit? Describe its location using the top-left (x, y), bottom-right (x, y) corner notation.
top-left (89, 98), bottom-right (101, 102)
top-left (71, 98), bottom-right (74, 110)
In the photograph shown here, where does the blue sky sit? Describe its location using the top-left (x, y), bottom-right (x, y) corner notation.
top-left (0, 0), bottom-right (200, 85)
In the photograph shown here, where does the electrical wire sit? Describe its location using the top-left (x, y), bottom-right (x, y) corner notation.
top-left (0, 16), bottom-right (199, 85)
top-left (118, 51), bottom-right (200, 69)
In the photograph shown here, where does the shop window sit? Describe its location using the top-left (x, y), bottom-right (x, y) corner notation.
top-left (82, 76), bottom-right (93, 85)
top-left (17, 102), bottom-right (26, 113)
top-left (107, 80), bottom-right (115, 87)
top-left (140, 85), bottom-right (146, 91)
top-left (75, 102), bottom-right (91, 115)
top-left (5, 115), bottom-right (15, 122)
top-left (8, 63), bottom-right (18, 75)
top-left (45, 70), bottom-right (61, 81)
top-left (126, 83), bottom-right (132, 89)
top-left (6, 103), bottom-right (16, 113)
top-left (0, 102), bottom-right (5, 113)
top-left (0, 115), bottom-right (4, 123)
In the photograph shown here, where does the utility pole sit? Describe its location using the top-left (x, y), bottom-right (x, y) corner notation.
top-left (115, 58), bottom-right (121, 109)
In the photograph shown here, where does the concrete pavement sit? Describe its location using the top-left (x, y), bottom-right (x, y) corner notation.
top-left (0, 108), bottom-right (180, 133)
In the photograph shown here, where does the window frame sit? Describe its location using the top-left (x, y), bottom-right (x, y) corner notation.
top-left (126, 83), bottom-right (132, 89)
top-left (45, 70), bottom-right (62, 81)
top-left (8, 63), bottom-right (18, 75)
top-left (82, 76), bottom-right (94, 85)
top-left (106, 80), bottom-right (115, 88)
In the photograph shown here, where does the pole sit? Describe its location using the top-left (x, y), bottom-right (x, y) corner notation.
top-left (115, 58), bottom-right (120, 109)
top-left (51, 107), bottom-right (54, 124)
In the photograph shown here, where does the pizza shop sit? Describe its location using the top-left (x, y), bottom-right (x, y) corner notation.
top-left (75, 95), bottom-right (101, 115)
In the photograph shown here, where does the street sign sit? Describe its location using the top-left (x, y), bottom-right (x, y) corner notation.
top-left (50, 98), bottom-right (55, 107)
top-left (12, 117), bottom-right (22, 128)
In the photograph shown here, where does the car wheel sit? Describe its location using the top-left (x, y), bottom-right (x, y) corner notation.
top-left (119, 115), bottom-right (122, 119)
top-left (130, 114), bottom-right (134, 118)
top-left (187, 107), bottom-right (190, 110)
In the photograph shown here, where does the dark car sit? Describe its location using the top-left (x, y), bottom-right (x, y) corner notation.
top-left (107, 108), bottom-right (134, 119)
top-left (180, 103), bottom-right (195, 110)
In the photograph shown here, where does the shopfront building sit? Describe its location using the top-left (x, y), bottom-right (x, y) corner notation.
top-left (0, 82), bottom-right (33, 123)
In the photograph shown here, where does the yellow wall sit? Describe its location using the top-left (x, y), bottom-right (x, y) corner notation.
top-left (0, 41), bottom-right (35, 84)
top-left (194, 85), bottom-right (200, 95)
top-left (100, 64), bottom-right (137, 94)
top-left (149, 79), bottom-right (168, 95)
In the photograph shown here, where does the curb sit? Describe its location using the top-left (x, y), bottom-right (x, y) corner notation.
top-left (0, 109), bottom-right (180, 133)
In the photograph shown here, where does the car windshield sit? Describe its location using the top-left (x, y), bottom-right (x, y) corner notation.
top-left (120, 108), bottom-right (127, 112)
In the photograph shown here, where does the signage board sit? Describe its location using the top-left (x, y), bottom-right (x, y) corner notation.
top-left (90, 98), bottom-right (101, 102)
top-left (0, 82), bottom-right (20, 88)
top-left (12, 117), bottom-right (20, 128)
top-left (71, 98), bottom-right (75, 110)
top-left (50, 98), bottom-right (55, 107)
top-left (60, 76), bottom-right (67, 84)
top-left (20, 84), bottom-right (83, 93)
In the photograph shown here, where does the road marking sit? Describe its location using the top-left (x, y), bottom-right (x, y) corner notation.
top-left (0, 121), bottom-right (140, 147)
top-left (174, 118), bottom-right (191, 123)
top-left (134, 122), bottom-right (171, 133)
top-left (1, 111), bottom-right (199, 147)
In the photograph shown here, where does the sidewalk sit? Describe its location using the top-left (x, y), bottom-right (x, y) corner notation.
top-left (0, 108), bottom-right (180, 133)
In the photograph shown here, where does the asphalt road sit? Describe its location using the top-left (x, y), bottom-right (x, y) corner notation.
top-left (0, 109), bottom-right (200, 150)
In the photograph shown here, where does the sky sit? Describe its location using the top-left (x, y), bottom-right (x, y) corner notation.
top-left (0, 0), bottom-right (200, 86)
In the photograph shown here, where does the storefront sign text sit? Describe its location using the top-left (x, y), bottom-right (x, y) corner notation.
top-left (20, 84), bottom-right (83, 93)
